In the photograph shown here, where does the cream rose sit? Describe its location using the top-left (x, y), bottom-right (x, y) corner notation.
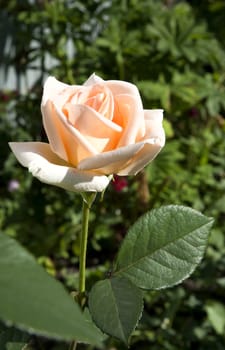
top-left (9, 74), bottom-right (165, 193)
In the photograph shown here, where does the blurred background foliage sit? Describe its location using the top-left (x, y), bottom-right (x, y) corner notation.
top-left (0, 0), bottom-right (225, 349)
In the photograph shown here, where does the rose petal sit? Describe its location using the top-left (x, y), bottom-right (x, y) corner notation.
top-left (42, 77), bottom-right (69, 104)
top-left (9, 142), bottom-right (110, 193)
top-left (42, 100), bottom-right (98, 165)
top-left (78, 108), bottom-right (165, 175)
top-left (42, 77), bottom-right (77, 108)
top-left (78, 142), bottom-right (145, 174)
top-left (65, 104), bottom-right (122, 152)
top-left (114, 94), bottom-right (145, 146)
top-left (143, 109), bottom-right (165, 140)
top-left (10, 142), bottom-right (68, 167)
top-left (84, 84), bottom-right (115, 121)
top-left (144, 109), bottom-right (164, 122)
top-left (106, 81), bottom-right (145, 146)
top-left (117, 138), bottom-right (164, 175)
top-left (41, 100), bottom-right (68, 161)
top-left (67, 104), bottom-right (122, 133)
top-left (83, 73), bottom-right (104, 86)
top-left (106, 80), bottom-right (143, 101)
top-left (96, 86), bottom-right (114, 120)
top-left (118, 110), bottom-right (165, 175)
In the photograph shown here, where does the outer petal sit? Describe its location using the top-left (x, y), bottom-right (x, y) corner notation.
top-left (78, 142), bottom-right (145, 175)
top-left (83, 73), bottom-right (104, 86)
top-left (143, 109), bottom-right (165, 140)
top-left (78, 109), bottom-right (165, 175)
top-left (117, 139), bottom-right (164, 175)
top-left (144, 109), bottom-right (164, 122)
top-left (106, 80), bottom-right (146, 145)
top-left (42, 77), bottom-right (72, 106)
top-left (106, 80), bottom-right (144, 100)
top-left (117, 109), bottom-right (165, 175)
top-left (114, 94), bottom-right (145, 146)
top-left (9, 142), bottom-right (111, 193)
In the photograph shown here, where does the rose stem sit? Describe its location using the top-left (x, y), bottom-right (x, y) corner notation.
top-left (79, 197), bottom-right (91, 295)
top-left (69, 193), bottom-right (95, 350)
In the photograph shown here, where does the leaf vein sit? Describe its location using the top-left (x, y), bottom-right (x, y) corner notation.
top-left (115, 221), bottom-right (211, 275)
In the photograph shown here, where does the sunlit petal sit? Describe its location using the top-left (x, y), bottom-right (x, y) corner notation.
top-left (9, 142), bottom-right (110, 192)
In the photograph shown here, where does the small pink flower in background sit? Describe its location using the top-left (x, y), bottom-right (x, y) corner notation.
top-left (8, 179), bottom-right (20, 192)
top-left (112, 175), bottom-right (128, 192)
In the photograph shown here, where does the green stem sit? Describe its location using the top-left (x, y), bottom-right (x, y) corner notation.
top-left (79, 198), bottom-right (91, 294)
top-left (69, 193), bottom-right (95, 350)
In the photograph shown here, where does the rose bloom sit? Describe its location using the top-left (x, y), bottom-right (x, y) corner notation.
top-left (9, 74), bottom-right (165, 193)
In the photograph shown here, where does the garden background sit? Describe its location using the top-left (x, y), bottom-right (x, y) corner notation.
top-left (0, 0), bottom-right (225, 349)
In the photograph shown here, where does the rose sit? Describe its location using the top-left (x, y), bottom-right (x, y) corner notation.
top-left (9, 74), bottom-right (165, 193)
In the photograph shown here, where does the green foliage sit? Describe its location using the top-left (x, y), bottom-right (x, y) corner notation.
top-left (0, 0), bottom-right (225, 349)
top-left (0, 232), bottom-right (101, 345)
top-left (89, 276), bottom-right (143, 344)
top-left (88, 206), bottom-right (212, 343)
top-left (115, 206), bottom-right (213, 290)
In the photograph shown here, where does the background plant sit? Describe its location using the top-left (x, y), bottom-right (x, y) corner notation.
top-left (0, 0), bottom-right (225, 349)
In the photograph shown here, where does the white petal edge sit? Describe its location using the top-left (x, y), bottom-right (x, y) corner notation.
top-left (144, 109), bottom-right (164, 122)
top-left (9, 142), bottom-right (111, 193)
top-left (42, 77), bottom-right (71, 105)
top-left (83, 73), bottom-right (104, 86)
top-left (143, 109), bottom-right (166, 142)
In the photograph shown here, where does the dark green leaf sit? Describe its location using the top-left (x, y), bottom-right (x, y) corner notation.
top-left (115, 206), bottom-right (213, 290)
top-left (88, 276), bottom-right (143, 344)
top-left (0, 233), bottom-right (100, 344)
